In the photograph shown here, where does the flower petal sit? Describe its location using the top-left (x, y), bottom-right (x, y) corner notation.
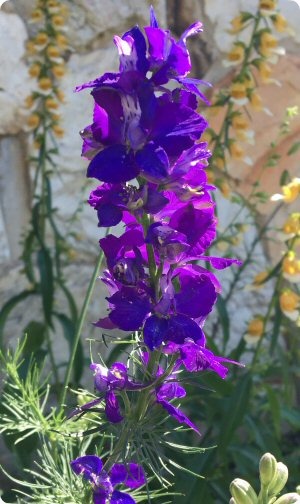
top-left (105, 391), bottom-right (123, 423)
top-left (111, 490), bottom-right (136, 504)
top-left (110, 463), bottom-right (146, 489)
top-left (70, 455), bottom-right (103, 482)
top-left (158, 399), bottom-right (200, 434)
top-left (143, 315), bottom-right (168, 350)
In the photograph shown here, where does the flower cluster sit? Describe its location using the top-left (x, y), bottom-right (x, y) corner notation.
top-left (25, 0), bottom-right (68, 140)
top-left (71, 8), bottom-right (241, 499)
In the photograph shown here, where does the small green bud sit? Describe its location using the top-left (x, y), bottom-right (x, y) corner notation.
top-left (273, 493), bottom-right (300, 503)
top-left (230, 479), bottom-right (258, 504)
top-left (269, 462), bottom-right (289, 496)
top-left (259, 453), bottom-right (277, 487)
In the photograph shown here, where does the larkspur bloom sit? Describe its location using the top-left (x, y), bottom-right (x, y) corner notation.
top-left (71, 455), bottom-right (146, 504)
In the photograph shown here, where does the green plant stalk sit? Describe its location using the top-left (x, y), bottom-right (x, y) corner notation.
top-left (59, 245), bottom-right (108, 411)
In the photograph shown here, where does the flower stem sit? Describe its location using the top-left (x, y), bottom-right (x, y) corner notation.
top-left (59, 245), bottom-right (107, 411)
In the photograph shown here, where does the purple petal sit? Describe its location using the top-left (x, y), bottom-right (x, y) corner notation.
top-left (136, 142), bottom-right (169, 181)
top-left (68, 397), bottom-right (103, 419)
top-left (71, 455), bottom-right (103, 482)
top-left (87, 145), bottom-right (139, 184)
top-left (108, 287), bottom-right (151, 331)
top-left (164, 314), bottom-right (205, 345)
top-left (179, 22), bottom-right (203, 43)
top-left (174, 272), bottom-right (217, 318)
top-left (156, 381), bottom-right (186, 401)
top-left (143, 315), bottom-right (168, 350)
top-left (179, 341), bottom-right (240, 378)
top-left (199, 256), bottom-right (242, 270)
top-left (149, 6), bottom-right (159, 28)
top-left (158, 399), bottom-right (200, 434)
top-left (144, 187), bottom-right (169, 214)
top-left (105, 391), bottom-right (123, 423)
top-left (97, 203), bottom-right (123, 227)
top-left (111, 490), bottom-right (136, 504)
top-left (110, 463), bottom-right (146, 489)
top-left (93, 493), bottom-right (106, 504)
top-left (91, 89), bottom-right (124, 145)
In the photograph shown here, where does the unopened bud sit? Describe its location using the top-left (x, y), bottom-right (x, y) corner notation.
top-left (269, 462), bottom-right (289, 496)
top-left (230, 479), bottom-right (258, 504)
top-left (259, 453), bottom-right (277, 487)
top-left (230, 499), bottom-right (237, 504)
top-left (273, 493), bottom-right (300, 504)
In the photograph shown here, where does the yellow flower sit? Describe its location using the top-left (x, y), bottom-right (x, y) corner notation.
top-left (259, 31), bottom-right (278, 58)
top-left (282, 252), bottom-right (300, 282)
top-left (30, 8), bottom-right (44, 23)
top-left (244, 318), bottom-right (264, 344)
top-left (280, 290), bottom-right (300, 321)
top-left (52, 64), bottom-right (65, 79)
top-left (219, 180), bottom-right (231, 199)
top-left (282, 213), bottom-right (300, 236)
top-left (249, 91), bottom-right (263, 111)
top-left (50, 113), bottom-right (61, 121)
top-left (27, 113), bottom-right (40, 129)
top-left (38, 77), bottom-right (52, 90)
top-left (255, 271), bottom-right (269, 287)
top-left (47, 0), bottom-right (59, 7)
top-left (228, 15), bottom-right (244, 34)
top-left (46, 45), bottom-right (61, 59)
top-left (272, 13), bottom-right (288, 33)
top-left (24, 95), bottom-right (35, 109)
top-left (257, 60), bottom-right (273, 83)
top-left (55, 89), bottom-right (65, 103)
top-left (28, 63), bottom-right (41, 78)
top-left (271, 178), bottom-right (300, 203)
top-left (259, 0), bottom-right (277, 15)
top-left (224, 44), bottom-right (245, 67)
top-left (229, 141), bottom-right (245, 161)
top-left (35, 32), bottom-right (49, 46)
top-left (45, 97), bottom-right (59, 110)
top-left (58, 4), bottom-right (69, 17)
top-left (56, 33), bottom-right (68, 49)
top-left (230, 81), bottom-right (248, 105)
top-left (231, 114), bottom-right (254, 143)
top-left (52, 124), bottom-right (64, 138)
top-left (214, 156), bottom-right (225, 170)
top-left (51, 15), bottom-right (65, 27)
top-left (26, 40), bottom-right (37, 55)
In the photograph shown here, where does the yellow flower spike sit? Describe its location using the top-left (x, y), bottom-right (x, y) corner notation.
top-left (52, 124), bottom-right (64, 138)
top-left (232, 114), bottom-right (254, 143)
top-left (35, 31), bottom-right (49, 46)
top-left (282, 213), bottom-right (300, 236)
top-left (230, 81), bottom-right (248, 105)
top-left (228, 15), bottom-right (244, 34)
top-left (30, 8), bottom-right (44, 23)
top-left (224, 44), bottom-right (245, 67)
top-left (51, 15), bottom-right (65, 28)
top-left (45, 97), bottom-right (59, 110)
top-left (50, 113), bottom-right (61, 122)
top-left (259, 31), bottom-right (278, 58)
top-left (52, 64), bottom-right (66, 79)
top-left (38, 77), bottom-right (53, 90)
top-left (244, 318), bottom-right (264, 344)
top-left (28, 63), bottom-right (42, 78)
top-left (27, 113), bottom-right (40, 129)
top-left (46, 45), bottom-right (61, 59)
top-left (47, 0), bottom-right (59, 7)
top-left (254, 271), bottom-right (269, 287)
top-left (272, 13), bottom-right (288, 33)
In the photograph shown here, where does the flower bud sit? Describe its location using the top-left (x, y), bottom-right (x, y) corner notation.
top-left (230, 478), bottom-right (258, 504)
top-left (230, 499), bottom-right (237, 504)
top-left (268, 462), bottom-right (289, 496)
top-left (273, 493), bottom-right (300, 504)
top-left (259, 453), bottom-right (277, 487)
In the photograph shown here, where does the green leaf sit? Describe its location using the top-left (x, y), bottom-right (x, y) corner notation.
top-left (280, 169), bottom-right (290, 186)
top-left (37, 247), bottom-right (54, 326)
top-left (22, 320), bottom-right (46, 354)
top-left (218, 372), bottom-right (252, 453)
top-left (216, 295), bottom-right (230, 348)
top-left (270, 299), bottom-right (282, 354)
top-left (264, 384), bottom-right (281, 439)
top-left (0, 290), bottom-right (36, 348)
top-left (287, 141), bottom-right (300, 156)
top-left (53, 312), bottom-right (84, 383)
top-left (57, 280), bottom-right (78, 323)
top-left (21, 231), bottom-right (36, 284)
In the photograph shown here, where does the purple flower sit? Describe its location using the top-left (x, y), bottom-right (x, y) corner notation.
top-left (71, 455), bottom-right (146, 504)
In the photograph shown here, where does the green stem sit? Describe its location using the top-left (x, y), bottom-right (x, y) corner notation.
top-left (45, 327), bottom-right (59, 387)
top-left (59, 245), bottom-right (107, 411)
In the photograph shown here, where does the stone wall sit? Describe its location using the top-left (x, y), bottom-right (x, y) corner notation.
top-left (0, 0), bottom-right (299, 351)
